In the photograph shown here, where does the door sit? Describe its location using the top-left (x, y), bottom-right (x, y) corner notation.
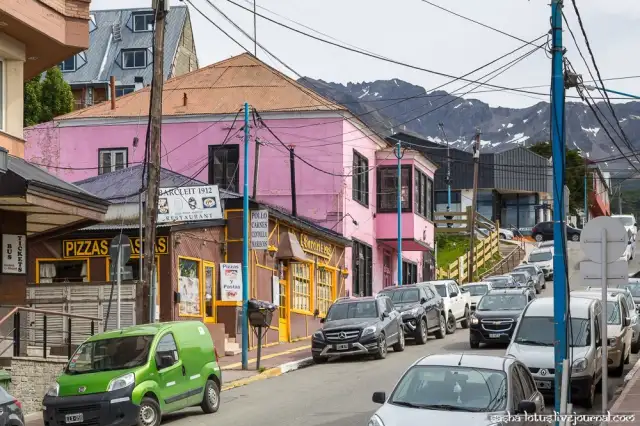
top-left (423, 287), bottom-right (438, 326)
top-left (203, 262), bottom-right (216, 323)
top-left (155, 333), bottom-right (188, 411)
top-left (594, 314), bottom-right (603, 381)
top-left (278, 278), bottom-right (289, 342)
top-left (514, 363), bottom-right (545, 421)
top-left (449, 283), bottom-right (462, 319)
top-left (378, 298), bottom-right (393, 344)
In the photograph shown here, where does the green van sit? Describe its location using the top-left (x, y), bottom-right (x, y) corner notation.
top-left (42, 321), bottom-right (222, 426)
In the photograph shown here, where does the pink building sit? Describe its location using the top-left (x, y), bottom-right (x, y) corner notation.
top-left (25, 53), bottom-right (436, 295)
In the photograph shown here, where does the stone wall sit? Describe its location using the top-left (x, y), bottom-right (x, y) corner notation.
top-left (9, 357), bottom-right (67, 415)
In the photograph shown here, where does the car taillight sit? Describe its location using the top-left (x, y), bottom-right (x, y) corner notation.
top-left (214, 347), bottom-right (219, 361)
top-left (13, 400), bottom-right (21, 409)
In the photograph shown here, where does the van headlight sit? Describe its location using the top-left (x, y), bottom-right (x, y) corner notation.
top-left (107, 373), bottom-right (135, 392)
top-left (45, 382), bottom-right (59, 397)
top-left (362, 325), bottom-right (377, 336)
top-left (368, 414), bottom-right (385, 426)
top-left (572, 358), bottom-right (588, 373)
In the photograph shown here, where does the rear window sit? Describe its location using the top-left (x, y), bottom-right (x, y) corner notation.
top-left (381, 289), bottom-right (420, 304)
top-left (529, 251), bottom-right (552, 262)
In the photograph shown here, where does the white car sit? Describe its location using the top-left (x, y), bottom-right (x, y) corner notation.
top-left (621, 236), bottom-right (637, 262)
top-left (612, 214), bottom-right (638, 241)
top-left (427, 280), bottom-right (472, 335)
top-left (524, 248), bottom-right (553, 280)
top-left (499, 228), bottom-right (514, 240)
top-left (460, 282), bottom-right (493, 312)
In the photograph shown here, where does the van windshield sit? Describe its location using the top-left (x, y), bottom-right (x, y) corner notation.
top-left (513, 317), bottom-right (590, 347)
top-left (66, 335), bottom-right (153, 374)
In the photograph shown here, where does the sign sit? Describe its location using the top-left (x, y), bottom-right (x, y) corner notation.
top-left (272, 275), bottom-right (280, 305)
top-left (580, 260), bottom-right (628, 287)
top-left (220, 263), bottom-right (242, 301)
top-left (251, 210), bottom-right (269, 250)
top-left (581, 216), bottom-right (627, 263)
top-left (63, 237), bottom-right (168, 258)
top-left (109, 235), bottom-right (132, 265)
top-left (2, 234), bottom-right (25, 274)
top-left (157, 185), bottom-right (223, 223)
top-left (299, 234), bottom-right (333, 259)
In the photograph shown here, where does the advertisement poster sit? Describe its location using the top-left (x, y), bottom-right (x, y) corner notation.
top-left (2, 234), bottom-right (26, 275)
top-left (272, 275), bottom-right (280, 305)
top-left (178, 258), bottom-right (201, 316)
top-left (220, 263), bottom-right (242, 301)
top-left (250, 210), bottom-right (269, 250)
top-left (157, 185), bottom-right (223, 223)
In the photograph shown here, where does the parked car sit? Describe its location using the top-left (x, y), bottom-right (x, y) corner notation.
top-left (499, 228), bottom-right (514, 240)
top-left (311, 295), bottom-right (404, 363)
top-left (507, 270), bottom-right (536, 293)
top-left (586, 287), bottom-right (640, 354)
top-left (537, 240), bottom-right (554, 249)
top-left (0, 385), bottom-right (24, 426)
top-left (512, 264), bottom-right (545, 291)
top-left (531, 221), bottom-right (581, 242)
top-left (484, 275), bottom-right (519, 289)
top-left (625, 279), bottom-right (640, 309)
top-left (620, 235), bottom-right (636, 262)
top-left (525, 248), bottom-right (554, 280)
top-left (506, 297), bottom-right (603, 408)
top-left (428, 280), bottom-right (472, 335)
top-left (368, 354), bottom-right (545, 425)
top-left (571, 291), bottom-right (632, 376)
top-left (378, 283), bottom-right (446, 344)
top-left (612, 214), bottom-right (638, 241)
top-left (43, 321), bottom-right (222, 426)
top-left (469, 288), bottom-right (535, 348)
top-left (460, 281), bottom-right (494, 312)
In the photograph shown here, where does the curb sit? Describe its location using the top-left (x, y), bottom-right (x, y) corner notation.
top-left (610, 355), bottom-right (640, 412)
top-left (221, 357), bottom-right (314, 391)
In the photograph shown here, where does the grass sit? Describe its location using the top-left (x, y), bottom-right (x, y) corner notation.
top-left (436, 235), bottom-right (474, 268)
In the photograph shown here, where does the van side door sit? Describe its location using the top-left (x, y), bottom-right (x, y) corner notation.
top-left (593, 312), bottom-right (603, 381)
top-left (155, 333), bottom-right (188, 411)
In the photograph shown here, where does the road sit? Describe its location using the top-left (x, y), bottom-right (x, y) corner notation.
top-left (163, 242), bottom-right (640, 426)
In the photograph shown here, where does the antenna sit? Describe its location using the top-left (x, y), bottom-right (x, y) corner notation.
top-left (457, 353), bottom-right (464, 366)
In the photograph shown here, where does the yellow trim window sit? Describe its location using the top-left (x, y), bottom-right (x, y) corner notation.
top-left (291, 262), bottom-right (311, 312)
top-left (178, 257), bottom-right (202, 317)
top-left (316, 268), bottom-right (332, 316)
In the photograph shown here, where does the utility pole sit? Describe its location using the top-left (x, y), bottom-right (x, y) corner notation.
top-left (395, 141), bottom-right (403, 286)
top-left (241, 102), bottom-right (251, 370)
top-left (619, 185), bottom-right (623, 214)
top-left (439, 123), bottom-right (452, 212)
top-left (583, 158), bottom-right (588, 227)
top-left (252, 137), bottom-right (261, 199)
top-left (142, 0), bottom-right (167, 325)
top-left (550, 0), bottom-right (569, 418)
top-left (467, 130), bottom-right (481, 283)
top-left (253, 0), bottom-right (257, 56)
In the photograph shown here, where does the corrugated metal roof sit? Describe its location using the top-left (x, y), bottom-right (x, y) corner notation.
top-left (81, 223), bottom-right (172, 231)
top-left (61, 6), bottom-right (187, 87)
top-left (56, 53), bottom-right (344, 120)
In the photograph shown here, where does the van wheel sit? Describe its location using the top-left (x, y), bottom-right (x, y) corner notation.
top-left (632, 341), bottom-right (640, 354)
top-left (611, 349), bottom-right (626, 377)
top-left (201, 379), bottom-right (220, 414)
top-left (461, 307), bottom-right (470, 329)
top-left (435, 314), bottom-right (446, 339)
top-left (578, 377), bottom-right (596, 409)
top-left (446, 312), bottom-right (456, 335)
top-left (138, 397), bottom-right (161, 426)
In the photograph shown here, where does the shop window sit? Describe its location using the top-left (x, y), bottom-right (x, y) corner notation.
top-left (352, 240), bottom-right (372, 296)
top-left (377, 166), bottom-right (412, 213)
top-left (38, 260), bottom-right (88, 283)
top-left (414, 168), bottom-right (433, 220)
top-left (178, 257), bottom-right (201, 316)
top-left (402, 261), bottom-right (417, 285)
top-left (352, 151), bottom-right (369, 206)
top-left (208, 144), bottom-right (239, 192)
top-left (315, 268), bottom-right (332, 316)
top-left (291, 263), bottom-right (311, 312)
top-left (99, 148), bottom-right (128, 175)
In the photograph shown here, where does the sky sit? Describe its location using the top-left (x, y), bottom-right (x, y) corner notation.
top-left (89, 0), bottom-right (640, 109)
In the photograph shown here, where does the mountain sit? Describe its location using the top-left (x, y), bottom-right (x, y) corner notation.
top-left (298, 77), bottom-right (640, 171)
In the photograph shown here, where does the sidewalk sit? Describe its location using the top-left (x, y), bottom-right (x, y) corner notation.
top-left (610, 359), bottom-right (640, 425)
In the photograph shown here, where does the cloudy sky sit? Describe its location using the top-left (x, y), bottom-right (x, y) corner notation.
top-left (90, 0), bottom-right (640, 108)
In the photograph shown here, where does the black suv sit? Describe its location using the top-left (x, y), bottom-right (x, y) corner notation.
top-left (532, 221), bottom-right (582, 242)
top-left (469, 288), bottom-right (535, 348)
top-left (378, 283), bottom-right (446, 344)
top-left (311, 295), bottom-right (404, 363)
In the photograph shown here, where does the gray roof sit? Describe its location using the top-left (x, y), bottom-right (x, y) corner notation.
top-left (416, 353), bottom-right (515, 370)
top-left (62, 6), bottom-right (188, 87)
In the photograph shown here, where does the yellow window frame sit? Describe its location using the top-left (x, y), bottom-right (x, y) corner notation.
top-left (177, 256), bottom-right (203, 318)
top-left (202, 261), bottom-right (216, 323)
top-left (105, 255), bottom-right (160, 282)
top-left (291, 262), bottom-right (312, 314)
top-left (315, 266), bottom-right (336, 317)
top-left (35, 257), bottom-right (91, 284)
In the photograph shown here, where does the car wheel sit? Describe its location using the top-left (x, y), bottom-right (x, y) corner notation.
top-left (632, 341), bottom-right (640, 354)
top-left (446, 311), bottom-right (456, 335)
top-left (578, 377), bottom-right (596, 409)
top-left (571, 233), bottom-right (580, 242)
top-left (535, 286), bottom-right (540, 295)
top-left (435, 314), bottom-right (446, 339)
top-left (534, 234), bottom-right (543, 242)
top-left (374, 334), bottom-right (387, 360)
top-left (415, 318), bottom-right (428, 345)
top-left (500, 233), bottom-right (506, 239)
top-left (469, 339), bottom-right (480, 349)
top-left (461, 306), bottom-right (471, 329)
top-left (611, 348), bottom-right (625, 377)
top-left (393, 328), bottom-right (405, 352)
top-left (201, 379), bottom-right (221, 414)
top-left (137, 397), bottom-right (161, 426)
top-left (312, 354), bottom-right (327, 364)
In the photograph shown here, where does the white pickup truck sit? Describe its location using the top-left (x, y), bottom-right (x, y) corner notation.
top-left (429, 280), bottom-right (472, 335)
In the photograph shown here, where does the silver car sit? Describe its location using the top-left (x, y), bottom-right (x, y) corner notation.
top-left (512, 264), bottom-right (545, 293)
top-left (368, 354), bottom-right (545, 426)
top-left (587, 286), bottom-right (640, 354)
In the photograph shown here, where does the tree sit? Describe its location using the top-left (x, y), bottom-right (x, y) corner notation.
top-left (23, 74), bottom-right (42, 127)
top-left (39, 67), bottom-right (74, 122)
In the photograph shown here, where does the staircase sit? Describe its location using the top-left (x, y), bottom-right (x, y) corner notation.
top-left (224, 335), bottom-right (241, 356)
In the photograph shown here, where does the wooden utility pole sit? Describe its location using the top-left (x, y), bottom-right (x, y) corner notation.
top-left (252, 137), bottom-right (261, 199)
top-left (467, 130), bottom-right (481, 283)
top-left (141, 0), bottom-right (167, 324)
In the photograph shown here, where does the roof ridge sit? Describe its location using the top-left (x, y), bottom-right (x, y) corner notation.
top-left (91, 5), bottom-right (187, 13)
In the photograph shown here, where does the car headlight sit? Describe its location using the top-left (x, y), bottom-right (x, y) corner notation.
top-left (45, 382), bottom-right (59, 397)
top-left (362, 325), bottom-right (377, 336)
top-left (368, 414), bottom-right (385, 426)
top-left (107, 373), bottom-right (135, 392)
top-left (312, 330), bottom-right (324, 340)
top-left (572, 358), bottom-right (588, 373)
top-left (409, 307), bottom-right (420, 316)
top-left (471, 317), bottom-right (479, 325)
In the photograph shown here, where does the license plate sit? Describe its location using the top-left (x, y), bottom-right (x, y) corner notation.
top-left (335, 344), bottom-right (348, 350)
top-left (536, 381), bottom-right (552, 389)
top-left (65, 413), bottom-right (84, 424)
top-left (489, 333), bottom-right (501, 338)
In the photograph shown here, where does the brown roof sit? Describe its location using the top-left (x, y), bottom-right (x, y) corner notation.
top-left (56, 53), bottom-right (344, 120)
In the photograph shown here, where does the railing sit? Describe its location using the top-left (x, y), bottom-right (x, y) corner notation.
top-left (480, 244), bottom-right (526, 279)
top-left (434, 207), bottom-right (497, 235)
top-left (436, 230), bottom-right (501, 283)
top-left (0, 306), bottom-right (102, 360)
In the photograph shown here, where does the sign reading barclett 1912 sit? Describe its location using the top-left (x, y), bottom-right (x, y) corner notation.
top-left (157, 185), bottom-right (223, 223)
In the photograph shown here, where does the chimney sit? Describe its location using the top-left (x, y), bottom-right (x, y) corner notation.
top-left (183, 93), bottom-right (188, 106)
top-left (110, 76), bottom-right (116, 110)
top-left (134, 76), bottom-right (144, 91)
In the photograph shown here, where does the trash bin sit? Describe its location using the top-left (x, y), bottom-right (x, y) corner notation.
top-left (0, 369), bottom-right (11, 391)
top-left (247, 299), bottom-right (277, 328)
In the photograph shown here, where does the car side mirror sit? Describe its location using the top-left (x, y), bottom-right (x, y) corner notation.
top-left (625, 317), bottom-right (631, 327)
top-left (420, 297), bottom-right (427, 304)
top-left (372, 391), bottom-right (386, 404)
top-left (157, 355), bottom-right (173, 370)
top-left (319, 317), bottom-right (325, 323)
top-left (382, 311), bottom-right (389, 319)
top-left (517, 400), bottom-right (537, 414)
top-left (460, 287), bottom-right (468, 293)
top-left (522, 261), bottom-right (527, 264)
top-left (450, 292), bottom-right (458, 297)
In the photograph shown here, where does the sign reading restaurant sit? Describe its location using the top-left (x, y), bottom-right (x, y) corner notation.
top-left (157, 185), bottom-right (223, 223)
top-left (299, 234), bottom-right (333, 259)
top-left (63, 236), bottom-right (168, 258)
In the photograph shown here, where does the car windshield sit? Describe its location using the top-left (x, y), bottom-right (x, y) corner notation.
top-left (477, 294), bottom-right (527, 311)
top-left (607, 301), bottom-right (621, 325)
top-left (389, 365), bottom-right (507, 412)
top-left (486, 278), bottom-right (515, 289)
top-left (529, 252), bottom-right (552, 262)
top-left (510, 274), bottom-right (526, 284)
top-left (66, 335), bottom-right (153, 374)
top-left (326, 301), bottom-right (378, 320)
top-left (434, 284), bottom-right (447, 298)
top-left (515, 267), bottom-right (536, 275)
top-left (514, 317), bottom-right (590, 347)
top-left (382, 289), bottom-right (420, 304)
top-left (539, 241), bottom-right (554, 247)
top-left (617, 216), bottom-right (635, 226)
top-left (626, 283), bottom-right (640, 297)
top-left (463, 284), bottom-right (489, 296)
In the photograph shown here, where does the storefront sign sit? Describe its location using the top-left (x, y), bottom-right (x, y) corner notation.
top-left (2, 234), bottom-right (26, 274)
top-left (299, 234), bottom-right (333, 259)
top-left (63, 237), bottom-right (168, 258)
top-left (251, 210), bottom-right (269, 250)
top-left (158, 185), bottom-right (223, 223)
top-left (220, 263), bottom-right (242, 301)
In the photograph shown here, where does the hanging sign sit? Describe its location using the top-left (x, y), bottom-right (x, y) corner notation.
top-left (251, 210), bottom-right (269, 250)
top-left (158, 185), bottom-right (223, 223)
top-left (220, 263), bottom-right (242, 302)
top-left (2, 234), bottom-right (26, 275)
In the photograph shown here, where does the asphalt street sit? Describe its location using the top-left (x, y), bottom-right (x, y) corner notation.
top-left (162, 242), bottom-right (640, 426)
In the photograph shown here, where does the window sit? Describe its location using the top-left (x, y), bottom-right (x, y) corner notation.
top-left (402, 261), bottom-right (417, 285)
top-left (59, 56), bottom-right (76, 72)
top-left (38, 260), bottom-right (88, 283)
top-left (385, 298), bottom-right (394, 313)
top-left (352, 240), bottom-right (372, 296)
top-left (352, 151), bottom-right (369, 206)
top-left (316, 268), bottom-right (332, 316)
top-left (116, 86), bottom-right (135, 97)
top-left (109, 258), bottom-right (140, 281)
top-left (155, 334), bottom-right (178, 369)
top-left (377, 166), bottom-right (411, 212)
top-left (291, 263), bottom-right (311, 312)
top-left (435, 190), bottom-right (461, 212)
top-left (99, 149), bottom-right (128, 175)
top-left (178, 257), bottom-right (201, 316)
top-left (68, 335), bottom-right (152, 374)
top-left (414, 168), bottom-right (433, 220)
top-left (122, 49), bottom-right (147, 69)
top-left (208, 144), bottom-right (239, 191)
top-left (133, 13), bottom-right (155, 32)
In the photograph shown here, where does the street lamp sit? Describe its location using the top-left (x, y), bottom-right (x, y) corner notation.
top-left (0, 147), bottom-right (8, 174)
